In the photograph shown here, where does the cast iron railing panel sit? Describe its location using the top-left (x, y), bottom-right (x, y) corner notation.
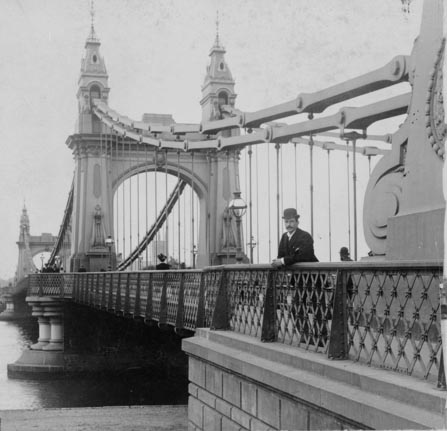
top-left (273, 268), bottom-right (336, 353)
top-left (27, 261), bottom-right (443, 383)
top-left (347, 265), bottom-right (442, 380)
top-left (226, 268), bottom-right (269, 337)
top-left (204, 269), bottom-right (223, 327)
top-left (182, 272), bottom-right (204, 330)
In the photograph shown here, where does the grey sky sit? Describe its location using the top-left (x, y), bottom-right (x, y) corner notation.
top-left (0, 0), bottom-right (422, 278)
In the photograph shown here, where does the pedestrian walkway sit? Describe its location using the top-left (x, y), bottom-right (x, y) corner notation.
top-left (0, 405), bottom-right (187, 431)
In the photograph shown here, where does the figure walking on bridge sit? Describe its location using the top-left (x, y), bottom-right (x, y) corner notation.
top-left (271, 208), bottom-right (318, 268)
top-left (156, 253), bottom-right (170, 270)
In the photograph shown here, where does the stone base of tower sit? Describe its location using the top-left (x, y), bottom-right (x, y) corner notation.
top-left (386, 207), bottom-right (444, 261)
top-left (71, 251), bottom-right (115, 272)
top-left (7, 350), bottom-right (65, 378)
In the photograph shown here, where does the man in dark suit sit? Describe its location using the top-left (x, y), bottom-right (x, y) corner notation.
top-left (272, 208), bottom-right (318, 267)
top-left (271, 208), bottom-right (324, 346)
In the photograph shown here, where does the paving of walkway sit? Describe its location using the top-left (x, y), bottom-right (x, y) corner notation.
top-left (0, 405), bottom-right (188, 431)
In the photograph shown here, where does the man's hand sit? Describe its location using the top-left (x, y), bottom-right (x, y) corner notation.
top-left (271, 258), bottom-right (283, 268)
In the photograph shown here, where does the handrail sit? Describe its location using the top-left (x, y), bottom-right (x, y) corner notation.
top-left (27, 260), bottom-right (443, 382)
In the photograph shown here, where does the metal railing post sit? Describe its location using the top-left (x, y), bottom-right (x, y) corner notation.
top-left (115, 272), bottom-right (122, 313)
top-left (195, 272), bottom-right (206, 328)
top-left (101, 274), bottom-right (107, 309)
top-left (145, 272), bottom-right (153, 322)
top-left (134, 272), bottom-right (141, 317)
top-left (124, 273), bottom-right (130, 315)
top-left (328, 270), bottom-right (349, 359)
top-left (107, 273), bottom-right (114, 310)
top-left (261, 270), bottom-right (277, 342)
top-left (158, 273), bottom-right (168, 327)
top-left (211, 270), bottom-right (230, 330)
top-left (175, 273), bottom-right (186, 331)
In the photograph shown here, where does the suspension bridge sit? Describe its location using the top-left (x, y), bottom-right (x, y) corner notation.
top-left (3, 0), bottom-right (447, 429)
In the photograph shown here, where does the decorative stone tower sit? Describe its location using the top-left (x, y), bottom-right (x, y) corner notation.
top-left (200, 24), bottom-right (237, 124)
top-left (75, 14), bottom-right (110, 134)
top-left (199, 22), bottom-right (248, 265)
top-left (69, 14), bottom-right (115, 271)
top-left (15, 205), bottom-right (36, 281)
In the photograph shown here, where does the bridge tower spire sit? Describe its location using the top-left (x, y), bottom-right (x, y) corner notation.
top-left (15, 205), bottom-right (36, 281)
top-left (76, 4), bottom-right (110, 134)
top-left (69, 9), bottom-right (114, 271)
top-left (200, 17), bottom-right (237, 124)
top-left (198, 25), bottom-right (247, 265)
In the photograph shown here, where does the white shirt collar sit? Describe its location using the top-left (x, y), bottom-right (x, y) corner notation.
top-left (287, 229), bottom-right (297, 239)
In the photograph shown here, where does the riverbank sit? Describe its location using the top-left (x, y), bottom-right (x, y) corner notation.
top-left (0, 405), bottom-right (188, 430)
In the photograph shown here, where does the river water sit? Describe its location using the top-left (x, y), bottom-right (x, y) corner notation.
top-left (0, 320), bottom-right (188, 410)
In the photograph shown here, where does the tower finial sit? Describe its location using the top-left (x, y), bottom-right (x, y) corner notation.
top-left (215, 10), bottom-right (220, 47)
top-left (89, 0), bottom-right (97, 40)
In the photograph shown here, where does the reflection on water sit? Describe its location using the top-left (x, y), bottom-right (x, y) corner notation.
top-left (0, 320), bottom-right (188, 410)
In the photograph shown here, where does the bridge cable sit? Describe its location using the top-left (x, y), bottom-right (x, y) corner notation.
top-left (255, 145), bottom-right (260, 263)
top-left (275, 143), bottom-right (281, 248)
top-left (226, 151), bottom-right (230, 264)
top-left (154, 148), bottom-right (158, 263)
top-left (191, 151), bottom-right (195, 268)
top-left (327, 148), bottom-right (332, 261)
top-left (128, 136), bottom-right (133, 263)
top-left (183, 178), bottom-right (186, 265)
top-left (294, 142), bottom-right (298, 210)
top-left (165, 149), bottom-right (169, 260)
top-left (267, 144), bottom-right (272, 261)
top-left (137, 145), bottom-right (140, 268)
top-left (352, 139), bottom-right (358, 261)
top-left (206, 151), bottom-right (212, 266)
top-left (122, 133), bottom-right (126, 263)
top-left (177, 150), bottom-right (181, 267)
top-left (145, 143), bottom-right (149, 268)
top-left (309, 136), bottom-right (314, 238)
top-left (248, 145), bottom-right (253, 264)
top-left (114, 132), bottom-right (119, 258)
top-left (280, 144), bottom-right (284, 219)
top-left (346, 141), bottom-right (352, 255)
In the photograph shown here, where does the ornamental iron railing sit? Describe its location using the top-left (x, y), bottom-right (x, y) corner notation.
top-left (27, 261), bottom-right (443, 382)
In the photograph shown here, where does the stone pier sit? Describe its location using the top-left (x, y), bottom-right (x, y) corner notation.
top-left (8, 297), bottom-right (66, 377)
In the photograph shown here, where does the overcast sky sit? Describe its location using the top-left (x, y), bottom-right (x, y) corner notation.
top-left (0, 0), bottom-right (423, 279)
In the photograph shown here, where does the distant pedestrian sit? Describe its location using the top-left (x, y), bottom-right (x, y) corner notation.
top-left (156, 254), bottom-right (170, 270)
top-left (339, 246), bottom-right (353, 261)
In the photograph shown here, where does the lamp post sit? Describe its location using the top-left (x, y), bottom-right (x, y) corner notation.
top-left (192, 245), bottom-right (198, 269)
top-left (229, 191), bottom-right (247, 263)
top-left (40, 253), bottom-right (44, 271)
top-left (105, 236), bottom-right (114, 271)
top-left (55, 255), bottom-right (61, 272)
top-left (247, 236), bottom-right (257, 264)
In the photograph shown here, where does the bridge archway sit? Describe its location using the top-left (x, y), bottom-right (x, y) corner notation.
top-left (68, 134), bottom-right (243, 271)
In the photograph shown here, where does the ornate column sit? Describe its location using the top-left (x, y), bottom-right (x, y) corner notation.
top-left (28, 299), bottom-right (64, 351)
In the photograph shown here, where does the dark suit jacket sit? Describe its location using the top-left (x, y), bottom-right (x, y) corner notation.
top-left (277, 228), bottom-right (318, 265)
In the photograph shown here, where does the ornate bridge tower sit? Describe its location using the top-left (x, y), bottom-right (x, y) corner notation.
top-left (69, 22), bottom-right (113, 271)
top-left (15, 205), bottom-right (37, 281)
top-left (68, 22), bottom-right (247, 271)
top-left (199, 30), bottom-right (246, 265)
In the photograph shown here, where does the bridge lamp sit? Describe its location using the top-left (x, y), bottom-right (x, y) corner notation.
top-left (40, 254), bottom-right (44, 271)
top-left (105, 236), bottom-right (114, 271)
top-left (229, 191), bottom-right (247, 263)
top-left (247, 236), bottom-right (257, 264)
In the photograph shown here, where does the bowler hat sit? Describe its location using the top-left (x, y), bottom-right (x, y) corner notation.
top-left (340, 247), bottom-right (349, 255)
top-left (282, 208), bottom-right (299, 219)
top-left (157, 253), bottom-right (166, 261)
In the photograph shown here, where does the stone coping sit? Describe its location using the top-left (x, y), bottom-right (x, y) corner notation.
top-left (183, 329), bottom-right (446, 430)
